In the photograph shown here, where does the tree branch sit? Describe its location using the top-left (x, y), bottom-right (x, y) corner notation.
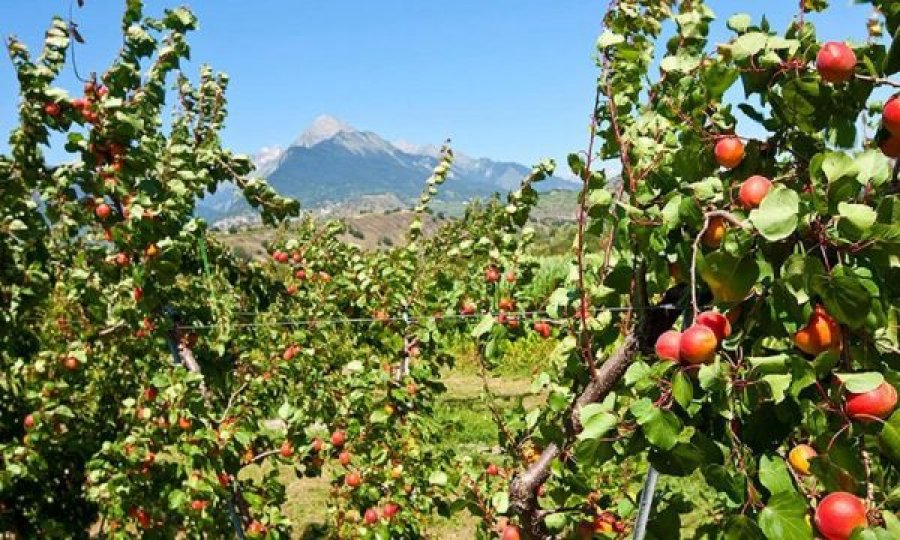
top-left (507, 274), bottom-right (685, 539)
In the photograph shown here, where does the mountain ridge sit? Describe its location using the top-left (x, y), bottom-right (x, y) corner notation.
top-left (198, 115), bottom-right (578, 223)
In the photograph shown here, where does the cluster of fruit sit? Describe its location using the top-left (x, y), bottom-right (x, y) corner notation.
top-left (655, 310), bottom-right (732, 365)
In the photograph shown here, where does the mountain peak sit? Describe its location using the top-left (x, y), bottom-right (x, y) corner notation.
top-left (392, 139), bottom-right (443, 157)
top-left (295, 115), bottom-right (356, 147)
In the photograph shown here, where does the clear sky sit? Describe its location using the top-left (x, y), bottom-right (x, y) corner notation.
top-left (0, 1), bottom-right (877, 172)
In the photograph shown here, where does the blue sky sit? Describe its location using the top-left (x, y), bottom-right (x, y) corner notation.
top-left (0, 1), bottom-right (876, 172)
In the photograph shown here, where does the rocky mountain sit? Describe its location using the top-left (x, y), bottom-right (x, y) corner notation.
top-left (198, 115), bottom-right (577, 222)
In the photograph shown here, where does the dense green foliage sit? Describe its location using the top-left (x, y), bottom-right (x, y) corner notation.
top-left (4, 1), bottom-right (900, 539)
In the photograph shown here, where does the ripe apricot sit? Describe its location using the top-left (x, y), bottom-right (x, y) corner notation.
top-left (702, 216), bottom-right (727, 248)
top-left (883, 96), bottom-right (900, 134)
top-left (738, 175), bottom-right (772, 209)
top-left (695, 310), bottom-right (731, 342)
top-left (794, 305), bottom-right (841, 356)
top-left (816, 42), bottom-right (857, 84)
top-left (501, 525), bottom-right (521, 540)
top-left (679, 324), bottom-right (718, 365)
top-left (814, 492), bottom-right (867, 540)
top-left (787, 444), bottom-right (818, 475)
top-left (880, 133), bottom-right (900, 158)
top-left (714, 137), bottom-right (744, 169)
top-left (654, 330), bottom-right (681, 362)
top-left (845, 382), bottom-right (897, 422)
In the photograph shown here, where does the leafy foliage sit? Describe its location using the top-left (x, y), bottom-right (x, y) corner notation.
top-left (3, 1), bottom-right (900, 539)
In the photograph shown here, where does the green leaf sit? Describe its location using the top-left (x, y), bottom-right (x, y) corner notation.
top-left (699, 361), bottom-right (727, 392)
top-left (811, 274), bottom-right (872, 329)
top-left (749, 186), bottom-right (799, 241)
top-left (277, 402), bottom-right (293, 421)
top-left (727, 13), bottom-right (753, 33)
top-left (625, 360), bottom-right (654, 390)
top-left (547, 287), bottom-right (575, 319)
top-left (822, 152), bottom-right (858, 184)
top-left (428, 470), bottom-right (448, 486)
top-left (748, 355), bottom-right (791, 374)
top-left (631, 398), bottom-right (682, 451)
top-left (835, 372), bottom-right (885, 393)
top-left (167, 489), bottom-right (188, 510)
top-left (491, 491), bottom-right (509, 513)
top-left (672, 371), bottom-right (693, 410)
top-left (725, 515), bottom-right (766, 540)
top-left (577, 404), bottom-right (617, 441)
top-left (544, 512), bottom-right (567, 532)
top-left (762, 374), bottom-right (792, 404)
top-left (884, 512), bottom-right (900, 536)
top-left (838, 203), bottom-right (878, 236)
top-left (758, 492), bottom-right (813, 540)
top-left (471, 315), bottom-right (494, 339)
top-left (885, 26), bottom-right (900, 76)
top-left (880, 410), bottom-right (900, 465)
top-left (597, 30), bottom-right (625, 48)
top-left (759, 454), bottom-right (796, 495)
top-left (567, 153), bottom-right (585, 177)
top-left (587, 188), bottom-right (612, 218)
top-left (732, 32), bottom-right (768, 61)
top-left (660, 53), bottom-right (701, 74)
top-left (700, 252), bottom-right (760, 304)
top-left (855, 150), bottom-right (892, 186)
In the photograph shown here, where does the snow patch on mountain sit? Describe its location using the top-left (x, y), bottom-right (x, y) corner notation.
top-left (294, 115), bottom-right (356, 148)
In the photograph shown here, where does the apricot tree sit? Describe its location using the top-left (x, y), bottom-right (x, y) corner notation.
top-left (463, 1), bottom-right (900, 539)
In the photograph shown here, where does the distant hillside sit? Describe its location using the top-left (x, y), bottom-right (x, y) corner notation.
top-left (198, 115), bottom-right (578, 223)
top-left (215, 189), bottom-right (581, 258)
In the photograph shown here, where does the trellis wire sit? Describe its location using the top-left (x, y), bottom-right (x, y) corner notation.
top-left (174, 304), bottom-right (683, 331)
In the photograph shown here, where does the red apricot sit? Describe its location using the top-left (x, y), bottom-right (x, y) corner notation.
top-left (788, 444), bottom-right (818, 475)
top-left (679, 325), bottom-right (718, 365)
top-left (714, 137), bottom-right (745, 169)
top-left (654, 330), bottom-right (681, 362)
top-left (814, 492), bottom-right (867, 540)
top-left (845, 382), bottom-right (897, 422)
top-left (696, 310), bottom-right (731, 342)
top-left (331, 430), bottom-right (346, 447)
top-left (738, 175), bottom-right (772, 209)
top-left (346, 471), bottom-right (362, 488)
top-left (501, 525), bottom-right (521, 540)
top-left (816, 42), bottom-right (857, 84)
top-left (702, 216), bottom-right (727, 248)
top-left (880, 133), bottom-right (900, 158)
top-left (884, 96), bottom-right (900, 134)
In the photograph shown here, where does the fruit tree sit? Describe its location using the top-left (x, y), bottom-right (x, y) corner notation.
top-left (4, 1), bottom-right (900, 540)
top-left (458, 1), bottom-right (900, 539)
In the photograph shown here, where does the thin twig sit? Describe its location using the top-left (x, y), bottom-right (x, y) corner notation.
top-left (862, 449), bottom-right (874, 504)
top-left (691, 210), bottom-right (751, 315)
top-left (475, 348), bottom-right (518, 453)
top-left (575, 86), bottom-right (604, 377)
top-left (214, 382), bottom-right (249, 425)
top-left (854, 74), bottom-right (900, 89)
top-left (250, 448), bottom-right (281, 464)
top-left (690, 215), bottom-right (709, 317)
